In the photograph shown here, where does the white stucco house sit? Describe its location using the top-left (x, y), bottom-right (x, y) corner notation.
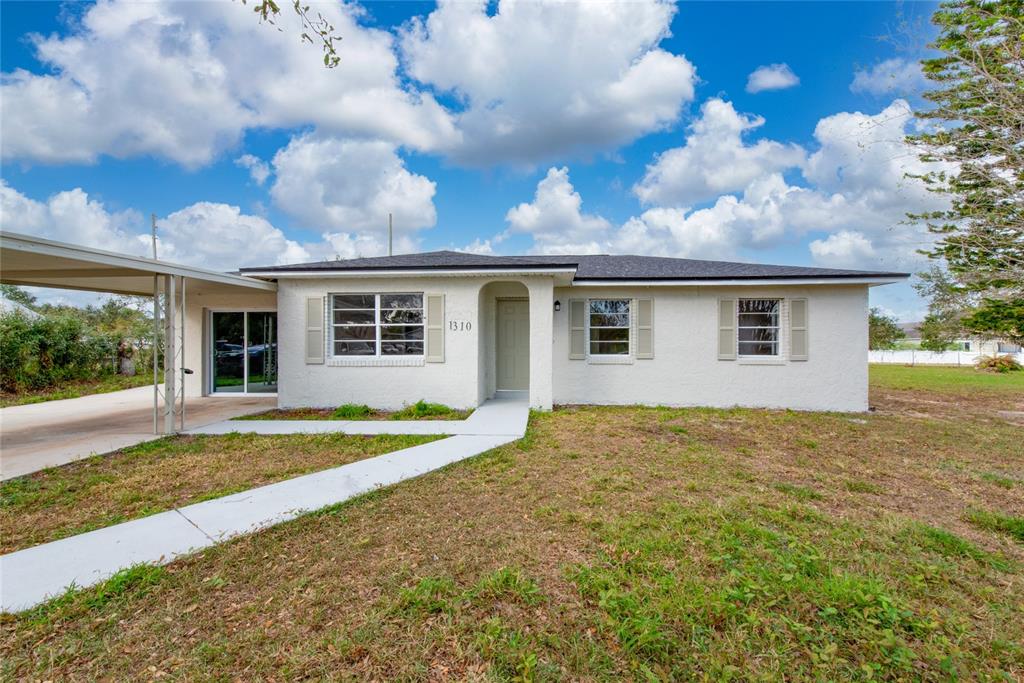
top-left (176, 251), bottom-right (907, 413)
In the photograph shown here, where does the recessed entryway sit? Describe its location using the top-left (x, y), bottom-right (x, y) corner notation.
top-left (210, 311), bottom-right (278, 394)
top-left (496, 298), bottom-right (529, 391)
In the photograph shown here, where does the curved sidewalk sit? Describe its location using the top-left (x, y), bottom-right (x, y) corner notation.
top-left (0, 396), bottom-right (528, 613)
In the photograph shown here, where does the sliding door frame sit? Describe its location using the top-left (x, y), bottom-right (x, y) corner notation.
top-left (207, 308), bottom-right (278, 397)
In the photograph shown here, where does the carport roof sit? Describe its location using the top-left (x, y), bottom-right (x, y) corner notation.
top-left (0, 231), bottom-right (276, 296)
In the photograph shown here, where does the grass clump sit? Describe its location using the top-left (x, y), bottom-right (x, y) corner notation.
top-left (773, 482), bottom-right (823, 501)
top-left (975, 354), bottom-right (1022, 373)
top-left (391, 399), bottom-right (469, 420)
top-left (844, 479), bottom-right (884, 495)
top-left (965, 509), bottom-right (1024, 543)
top-left (330, 403), bottom-right (373, 419)
top-left (904, 522), bottom-right (1010, 571)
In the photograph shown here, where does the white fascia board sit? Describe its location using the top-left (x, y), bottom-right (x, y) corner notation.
top-left (569, 276), bottom-right (908, 287)
top-left (0, 230), bottom-right (277, 291)
top-left (245, 268), bottom-right (578, 279)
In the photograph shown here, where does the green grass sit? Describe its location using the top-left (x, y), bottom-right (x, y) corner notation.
top-left (0, 373), bottom-right (153, 408)
top-left (3, 373), bottom-right (1022, 679)
top-left (0, 432), bottom-right (441, 553)
top-left (869, 363), bottom-right (1024, 393)
top-left (234, 400), bottom-right (473, 421)
top-left (965, 509), bottom-right (1024, 543)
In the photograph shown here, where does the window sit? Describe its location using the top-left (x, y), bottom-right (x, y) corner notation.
top-left (589, 299), bottom-right (630, 355)
top-left (737, 299), bottom-right (780, 356)
top-left (332, 293), bottom-right (424, 357)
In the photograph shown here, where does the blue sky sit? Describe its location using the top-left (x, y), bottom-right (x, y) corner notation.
top-left (1, 0), bottom-right (942, 317)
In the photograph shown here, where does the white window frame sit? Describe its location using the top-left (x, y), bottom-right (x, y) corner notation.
top-left (737, 298), bottom-right (781, 358)
top-left (330, 293), bottom-right (425, 358)
top-left (586, 298), bottom-right (631, 357)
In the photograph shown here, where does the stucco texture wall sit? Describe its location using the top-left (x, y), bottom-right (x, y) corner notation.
top-left (276, 276), bottom-right (556, 411)
top-left (551, 284), bottom-right (870, 412)
top-left (183, 288), bottom-right (278, 397)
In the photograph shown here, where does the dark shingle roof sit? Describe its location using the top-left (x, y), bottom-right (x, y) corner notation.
top-left (239, 250), bottom-right (907, 281)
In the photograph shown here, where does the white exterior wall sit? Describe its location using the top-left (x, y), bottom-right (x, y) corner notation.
top-left (551, 284), bottom-right (870, 412)
top-left (183, 288), bottom-right (278, 397)
top-left (276, 275), bottom-right (556, 410)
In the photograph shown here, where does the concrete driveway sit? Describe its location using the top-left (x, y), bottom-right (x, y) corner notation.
top-left (0, 386), bottom-right (275, 480)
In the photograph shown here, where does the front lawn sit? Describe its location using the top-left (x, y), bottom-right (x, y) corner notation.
top-left (0, 373), bottom-right (153, 408)
top-left (869, 362), bottom-right (1024, 394)
top-left (2, 366), bottom-right (1021, 679)
top-left (0, 433), bottom-right (440, 553)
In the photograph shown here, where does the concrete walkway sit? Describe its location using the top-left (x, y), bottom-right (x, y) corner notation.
top-left (0, 396), bottom-right (528, 612)
top-left (1, 386), bottom-right (276, 480)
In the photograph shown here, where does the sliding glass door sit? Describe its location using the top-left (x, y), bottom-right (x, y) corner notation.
top-left (211, 311), bottom-right (277, 394)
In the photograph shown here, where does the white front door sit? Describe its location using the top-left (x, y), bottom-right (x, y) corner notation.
top-left (496, 299), bottom-right (529, 391)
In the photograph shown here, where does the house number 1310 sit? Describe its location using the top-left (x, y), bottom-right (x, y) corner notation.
top-left (449, 320), bottom-right (471, 331)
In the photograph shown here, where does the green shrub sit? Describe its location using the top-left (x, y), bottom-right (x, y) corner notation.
top-left (0, 312), bottom-right (117, 392)
top-left (974, 354), bottom-right (1022, 373)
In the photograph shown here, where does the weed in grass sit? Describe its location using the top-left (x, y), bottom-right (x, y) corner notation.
top-left (979, 472), bottom-right (1017, 489)
top-left (393, 576), bottom-right (458, 616)
top-left (905, 522), bottom-right (1011, 571)
top-left (391, 399), bottom-right (460, 420)
top-left (330, 403), bottom-right (373, 419)
top-left (965, 509), bottom-right (1024, 543)
top-left (472, 567), bottom-right (543, 606)
top-left (773, 482), bottom-right (823, 501)
top-left (844, 480), bottom-right (884, 495)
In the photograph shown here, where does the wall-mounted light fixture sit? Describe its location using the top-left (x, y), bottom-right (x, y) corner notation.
top-left (554, 300), bottom-right (561, 312)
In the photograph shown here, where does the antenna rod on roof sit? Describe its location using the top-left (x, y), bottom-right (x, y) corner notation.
top-left (388, 213), bottom-right (393, 257)
top-left (151, 213), bottom-right (158, 260)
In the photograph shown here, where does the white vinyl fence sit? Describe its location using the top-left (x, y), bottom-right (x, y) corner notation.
top-left (869, 349), bottom-right (1024, 366)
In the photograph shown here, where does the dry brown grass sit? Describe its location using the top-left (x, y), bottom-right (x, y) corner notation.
top-left (0, 433), bottom-right (439, 553)
top-left (1, 367), bottom-right (1022, 680)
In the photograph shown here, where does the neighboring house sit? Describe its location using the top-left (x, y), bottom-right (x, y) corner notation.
top-left (172, 251), bottom-right (906, 413)
top-left (0, 294), bottom-right (40, 319)
top-left (897, 321), bottom-right (1021, 354)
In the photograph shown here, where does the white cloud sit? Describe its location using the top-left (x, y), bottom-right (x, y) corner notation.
top-left (0, 181), bottom-right (313, 271)
top-left (234, 154), bottom-right (270, 185)
top-left (400, 0), bottom-right (696, 166)
top-left (505, 167), bottom-right (612, 254)
top-left (746, 63), bottom-right (799, 93)
top-left (808, 230), bottom-right (876, 267)
top-left (269, 134), bottom-right (437, 239)
top-left (850, 58), bottom-right (926, 96)
top-left (0, 0), bottom-right (458, 166)
top-left (504, 98), bottom-right (950, 272)
top-left (633, 98), bottom-right (805, 206)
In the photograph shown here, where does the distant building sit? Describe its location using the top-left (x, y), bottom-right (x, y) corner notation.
top-left (897, 321), bottom-right (1021, 354)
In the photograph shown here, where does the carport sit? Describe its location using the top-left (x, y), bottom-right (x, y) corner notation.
top-left (0, 231), bottom-right (278, 476)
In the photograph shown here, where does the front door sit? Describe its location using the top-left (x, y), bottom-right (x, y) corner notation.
top-left (496, 299), bottom-right (529, 391)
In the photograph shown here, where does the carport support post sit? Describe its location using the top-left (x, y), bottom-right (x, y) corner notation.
top-left (163, 274), bottom-right (176, 435)
top-left (152, 275), bottom-right (160, 435)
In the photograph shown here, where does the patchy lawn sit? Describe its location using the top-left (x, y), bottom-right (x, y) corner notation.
top-left (0, 373), bottom-right (153, 408)
top-left (2, 366), bottom-right (1022, 680)
top-left (236, 400), bottom-right (473, 422)
top-left (0, 433), bottom-right (440, 553)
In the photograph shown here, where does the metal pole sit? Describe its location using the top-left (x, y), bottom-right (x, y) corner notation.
top-left (179, 276), bottom-right (186, 432)
top-left (164, 274), bottom-right (176, 435)
top-left (153, 275), bottom-right (160, 435)
top-left (388, 212), bottom-right (393, 256)
top-left (151, 214), bottom-right (158, 259)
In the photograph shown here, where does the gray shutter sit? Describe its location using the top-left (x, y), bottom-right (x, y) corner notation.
top-left (306, 296), bottom-right (325, 364)
top-left (718, 298), bottom-right (737, 360)
top-left (636, 298), bottom-right (654, 359)
top-left (569, 299), bottom-right (586, 360)
top-left (790, 298), bottom-right (809, 361)
top-left (425, 293), bottom-right (445, 363)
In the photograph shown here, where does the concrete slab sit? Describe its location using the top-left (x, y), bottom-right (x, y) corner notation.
top-left (0, 397), bottom-right (528, 613)
top-left (0, 386), bottom-right (276, 480)
top-left (0, 509), bottom-right (211, 612)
